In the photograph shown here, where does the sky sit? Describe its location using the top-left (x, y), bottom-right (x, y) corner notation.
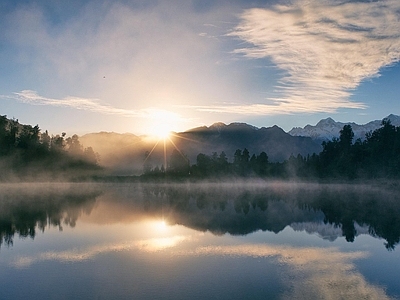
top-left (1, 0), bottom-right (400, 136)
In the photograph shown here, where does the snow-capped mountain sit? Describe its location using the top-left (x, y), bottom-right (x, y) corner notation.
top-left (288, 114), bottom-right (400, 141)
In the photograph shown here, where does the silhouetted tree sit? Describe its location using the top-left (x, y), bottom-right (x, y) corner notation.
top-left (233, 149), bottom-right (242, 173)
top-left (218, 151), bottom-right (229, 174)
top-left (84, 147), bottom-right (98, 165)
top-left (66, 134), bottom-right (82, 156)
top-left (168, 149), bottom-right (190, 175)
top-left (0, 116), bottom-right (101, 179)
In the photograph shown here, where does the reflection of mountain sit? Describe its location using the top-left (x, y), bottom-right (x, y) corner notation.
top-left (3, 183), bottom-right (400, 250)
top-left (137, 183), bottom-right (400, 249)
top-left (159, 187), bottom-right (324, 235)
top-left (0, 183), bottom-right (102, 248)
top-left (290, 222), bottom-right (370, 242)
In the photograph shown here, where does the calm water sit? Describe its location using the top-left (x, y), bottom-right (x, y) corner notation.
top-left (1, 181), bottom-right (400, 300)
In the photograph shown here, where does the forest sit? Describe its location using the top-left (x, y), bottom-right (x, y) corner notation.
top-left (142, 118), bottom-right (400, 180)
top-left (0, 115), bottom-right (101, 180)
top-left (1, 114), bottom-right (400, 181)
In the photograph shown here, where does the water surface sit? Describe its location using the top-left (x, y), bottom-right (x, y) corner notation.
top-left (1, 182), bottom-right (399, 299)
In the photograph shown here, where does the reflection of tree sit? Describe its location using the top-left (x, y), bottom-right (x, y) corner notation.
top-left (141, 184), bottom-right (318, 235)
top-left (141, 183), bottom-right (400, 250)
top-left (0, 185), bottom-right (101, 248)
top-left (302, 185), bottom-right (400, 250)
top-left (8, 183), bottom-right (398, 250)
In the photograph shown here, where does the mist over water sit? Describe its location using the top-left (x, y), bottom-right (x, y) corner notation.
top-left (1, 181), bottom-right (400, 299)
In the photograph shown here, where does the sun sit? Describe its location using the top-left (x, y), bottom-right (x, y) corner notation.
top-left (151, 126), bottom-right (171, 140)
top-left (145, 108), bottom-right (180, 140)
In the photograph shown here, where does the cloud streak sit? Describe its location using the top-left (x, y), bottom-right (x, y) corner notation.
top-left (3, 90), bottom-right (185, 126)
top-left (184, 99), bottom-right (362, 115)
top-left (11, 90), bottom-right (141, 117)
top-left (229, 0), bottom-right (400, 114)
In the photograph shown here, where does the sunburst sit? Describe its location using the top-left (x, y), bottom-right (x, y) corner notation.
top-left (143, 131), bottom-right (197, 173)
top-left (141, 110), bottom-right (204, 173)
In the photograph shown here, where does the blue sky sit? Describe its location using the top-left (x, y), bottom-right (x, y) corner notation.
top-left (1, 0), bottom-right (399, 136)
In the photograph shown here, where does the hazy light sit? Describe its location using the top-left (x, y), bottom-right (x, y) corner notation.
top-left (154, 220), bottom-right (168, 232)
top-left (145, 108), bottom-right (182, 139)
top-left (151, 128), bottom-right (171, 140)
top-left (135, 236), bottom-right (188, 252)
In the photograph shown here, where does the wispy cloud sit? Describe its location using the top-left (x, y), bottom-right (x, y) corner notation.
top-left (3, 90), bottom-right (185, 124)
top-left (228, 0), bottom-right (400, 114)
top-left (11, 90), bottom-right (141, 117)
top-left (184, 99), bottom-right (363, 115)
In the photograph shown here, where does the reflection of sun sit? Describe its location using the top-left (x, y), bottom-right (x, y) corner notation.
top-left (155, 220), bottom-right (168, 232)
top-left (146, 220), bottom-right (170, 235)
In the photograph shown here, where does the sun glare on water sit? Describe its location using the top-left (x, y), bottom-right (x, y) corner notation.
top-left (152, 220), bottom-right (169, 233)
top-left (158, 220), bottom-right (167, 230)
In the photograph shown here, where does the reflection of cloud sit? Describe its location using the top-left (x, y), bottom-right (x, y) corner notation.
top-left (12, 235), bottom-right (391, 298)
top-left (180, 244), bottom-right (390, 300)
top-left (13, 241), bottom-right (136, 268)
top-left (12, 235), bottom-right (189, 268)
top-left (135, 236), bottom-right (189, 252)
top-left (230, 0), bottom-right (400, 114)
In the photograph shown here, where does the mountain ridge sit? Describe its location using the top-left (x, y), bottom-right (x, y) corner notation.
top-left (288, 114), bottom-right (400, 141)
top-left (79, 114), bottom-right (400, 175)
top-left (80, 122), bottom-right (321, 175)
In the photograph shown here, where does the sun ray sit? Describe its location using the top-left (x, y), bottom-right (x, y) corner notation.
top-left (143, 127), bottom-right (209, 172)
top-left (163, 137), bottom-right (167, 172)
top-left (168, 137), bottom-right (190, 163)
top-left (168, 132), bottom-right (203, 144)
top-left (143, 139), bottom-right (160, 165)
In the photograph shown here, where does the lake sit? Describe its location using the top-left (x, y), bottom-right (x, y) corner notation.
top-left (1, 181), bottom-right (400, 299)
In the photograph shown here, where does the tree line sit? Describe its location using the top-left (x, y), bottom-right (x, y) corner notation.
top-left (0, 115), bottom-right (100, 179)
top-left (2, 114), bottom-right (398, 180)
top-left (142, 118), bottom-right (400, 180)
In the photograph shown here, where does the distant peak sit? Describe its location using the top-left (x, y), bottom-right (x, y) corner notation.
top-left (268, 125), bottom-right (286, 133)
top-left (210, 122), bottom-right (226, 128)
top-left (387, 114), bottom-right (400, 120)
top-left (316, 117), bottom-right (336, 126)
top-left (184, 125), bottom-right (208, 133)
top-left (227, 122), bottom-right (258, 130)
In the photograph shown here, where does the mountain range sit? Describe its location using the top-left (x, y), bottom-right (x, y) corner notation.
top-left (289, 114), bottom-right (400, 141)
top-left (80, 123), bottom-right (322, 175)
top-left (80, 114), bottom-right (399, 175)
